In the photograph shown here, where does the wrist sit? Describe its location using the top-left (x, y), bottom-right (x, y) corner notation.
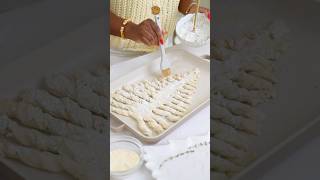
top-left (185, 3), bottom-right (196, 14)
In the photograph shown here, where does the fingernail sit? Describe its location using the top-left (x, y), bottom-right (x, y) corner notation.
top-left (159, 38), bottom-right (164, 45)
top-left (207, 12), bottom-right (211, 20)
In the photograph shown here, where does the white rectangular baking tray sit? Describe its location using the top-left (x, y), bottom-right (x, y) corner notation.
top-left (233, 115), bottom-right (320, 180)
top-left (110, 49), bottom-right (210, 143)
top-left (215, 0), bottom-right (320, 178)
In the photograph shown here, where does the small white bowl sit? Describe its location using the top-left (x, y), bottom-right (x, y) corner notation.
top-left (110, 136), bottom-right (144, 178)
top-left (176, 13), bottom-right (210, 47)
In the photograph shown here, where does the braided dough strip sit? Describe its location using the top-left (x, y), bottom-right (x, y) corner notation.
top-left (213, 103), bottom-right (258, 135)
top-left (214, 95), bottom-right (265, 121)
top-left (72, 71), bottom-right (108, 97)
top-left (0, 115), bottom-right (62, 153)
top-left (211, 153), bottom-right (243, 173)
top-left (212, 137), bottom-right (255, 166)
top-left (44, 74), bottom-right (107, 117)
top-left (212, 120), bottom-right (250, 151)
top-left (20, 90), bottom-right (107, 133)
top-left (4, 101), bottom-right (100, 142)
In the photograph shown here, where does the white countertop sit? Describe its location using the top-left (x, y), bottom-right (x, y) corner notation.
top-left (110, 43), bottom-right (210, 180)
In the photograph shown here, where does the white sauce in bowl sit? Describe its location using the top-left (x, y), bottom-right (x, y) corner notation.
top-left (176, 13), bottom-right (210, 45)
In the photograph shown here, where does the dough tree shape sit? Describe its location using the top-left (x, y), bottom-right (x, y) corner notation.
top-left (111, 69), bottom-right (200, 136)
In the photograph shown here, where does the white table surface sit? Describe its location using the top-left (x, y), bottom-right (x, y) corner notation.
top-left (110, 43), bottom-right (210, 180)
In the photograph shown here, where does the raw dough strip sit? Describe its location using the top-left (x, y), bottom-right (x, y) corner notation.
top-left (212, 120), bottom-right (250, 151)
top-left (114, 90), bottom-right (142, 103)
top-left (213, 103), bottom-right (258, 135)
top-left (111, 106), bottom-right (129, 116)
top-left (122, 84), bottom-right (154, 102)
top-left (182, 84), bottom-right (196, 91)
top-left (176, 91), bottom-right (192, 99)
top-left (72, 71), bottom-right (108, 97)
top-left (215, 22), bottom-right (287, 61)
top-left (214, 95), bottom-right (265, 121)
top-left (4, 101), bottom-right (100, 141)
top-left (141, 81), bottom-right (158, 95)
top-left (186, 81), bottom-right (197, 88)
top-left (152, 108), bottom-right (171, 117)
top-left (138, 82), bottom-right (157, 98)
top-left (158, 78), bottom-right (170, 87)
top-left (0, 139), bottom-right (103, 180)
top-left (213, 77), bottom-right (271, 106)
top-left (44, 74), bottom-right (107, 117)
top-left (0, 139), bottom-right (64, 173)
top-left (151, 114), bottom-right (170, 129)
top-left (111, 106), bottom-right (163, 135)
top-left (0, 115), bottom-right (62, 153)
top-left (239, 61), bottom-right (276, 83)
top-left (178, 88), bottom-right (194, 96)
top-left (164, 76), bottom-right (176, 82)
top-left (211, 153), bottom-right (243, 173)
top-left (143, 80), bottom-right (161, 91)
top-left (173, 94), bottom-right (192, 104)
top-left (43, 73), bottom-right (76, 98)
top-left (19, 90), bottom-right (107, 133)
top-left (212, 137), bottom-right (255, 166)
top-left (214, 49), bottom-right (276, 77)
top-left (112, 93), bottom-right (135, 105)
top-left (110, 99), bottom-right (132, 111)
top-left (166, 114), bottom-right (180, 122)
top-left (73, 81), bottom-right (107, 117)
top-left (132, 88), bottom-right (153, 102)
top-left (171, 99), bottom-right (189, 109)
top-left (143, 116), bottom-right (164, 134)
top-left (158, 105), bottom-right (184, 117)
top-left (231, 71), bottom-right (273, 91)
top-left (163, 102), bottom-right (187, 113)
top-left (128, 112), bottom-right (152, 136)
top-left (153, 108), bottom-right (181, 122)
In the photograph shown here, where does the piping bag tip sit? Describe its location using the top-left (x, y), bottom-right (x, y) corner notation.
top-left (162, 68), bottom-right (171, 77)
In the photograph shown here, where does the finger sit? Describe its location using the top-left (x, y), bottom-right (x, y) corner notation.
top-left (148, 21), bottom-right (162, 43)
top-left (144, 22), bottom-right (159, 45)
top-left (143, 29), bottom-right (156, 45)
top-left (141, 36), bottom-right (152, 46)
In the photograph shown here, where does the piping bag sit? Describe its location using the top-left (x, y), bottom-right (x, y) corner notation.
top-left (152, 6), bottom-right (171, 77)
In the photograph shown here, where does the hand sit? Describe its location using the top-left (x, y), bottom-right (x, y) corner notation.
top-left (125, 19), bottom-right (162, 46)
top-left (188, 5), bottom-right (211, 20)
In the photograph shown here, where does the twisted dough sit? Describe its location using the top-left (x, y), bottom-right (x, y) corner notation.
top-left (110, 69), bottom-right (200, 136)
top-left (20, 90), bottom-right (107, 133)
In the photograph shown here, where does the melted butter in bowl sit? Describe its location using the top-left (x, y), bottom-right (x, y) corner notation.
top-left (110, 149), bottom-right (140, 172)
top-left (110, 136), bottom-right (144, 178)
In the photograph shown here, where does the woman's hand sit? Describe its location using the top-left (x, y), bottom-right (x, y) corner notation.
top-left (125, 19), bottom-right (162, 46)
top-left (188, 6), bottom-right (211, 20)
